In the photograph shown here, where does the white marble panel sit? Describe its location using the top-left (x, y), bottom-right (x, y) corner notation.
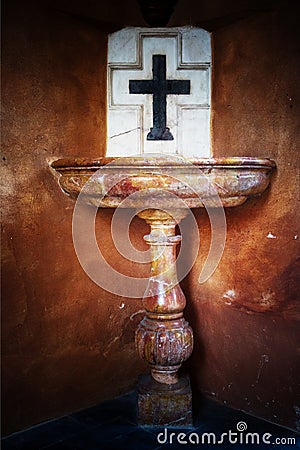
top-left (108, 107), bottom-right (142, 155)
top-left (107, 27), bottom-right (211, 157)
top-left (180, 28), bottom-right (211, 64)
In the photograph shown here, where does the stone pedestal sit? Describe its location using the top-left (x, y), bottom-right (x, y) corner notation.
top-left (135, 209), bottom-right (193, 426)
top-left (138, 374), bottom-right (193, 427)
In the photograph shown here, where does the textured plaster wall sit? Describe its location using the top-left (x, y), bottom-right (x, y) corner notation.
top-left (184, 5), bottom-right (299, 431)
top-left (2, 0), bottom-right (299, 435)
top-left (1, 0), bottom-right (148, 435)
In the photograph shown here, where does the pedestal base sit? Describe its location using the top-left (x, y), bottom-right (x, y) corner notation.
top-left (137, 374), bottom-right (193, 427)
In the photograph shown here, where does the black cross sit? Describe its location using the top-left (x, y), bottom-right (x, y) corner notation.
top-left (129, 55), bottom-right (190, 140)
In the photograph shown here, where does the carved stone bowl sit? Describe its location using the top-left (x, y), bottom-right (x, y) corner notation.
top-left (51, 155), bottom-right (275, 209)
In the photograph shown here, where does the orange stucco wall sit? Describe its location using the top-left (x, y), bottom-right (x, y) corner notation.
top-left (186, 6), bottom-right (299, 430)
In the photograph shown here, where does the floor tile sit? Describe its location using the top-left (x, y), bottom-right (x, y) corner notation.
top-left (2, 416), bottom-right (82, 450)
top-left (2, 391), bottom-right (298, 450)
top-left (103, 428), bottom-right (159, 450)
top-left (70, 391), bottom-right (137, 428)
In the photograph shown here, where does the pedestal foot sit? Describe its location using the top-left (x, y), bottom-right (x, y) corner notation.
top-left (137, 374), bottom-right (193, 427)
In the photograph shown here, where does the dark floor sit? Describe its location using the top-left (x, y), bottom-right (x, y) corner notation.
top-left (2, 391), bottom-right (299, 450)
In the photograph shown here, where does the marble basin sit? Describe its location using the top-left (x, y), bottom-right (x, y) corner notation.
top-left (51, 155), bottom-right (275, 209)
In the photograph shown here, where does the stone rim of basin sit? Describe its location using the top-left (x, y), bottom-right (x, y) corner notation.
top-left (50, 156), bottom-right (276, 208)
top-left (51, 155), bottom-right (275, 170)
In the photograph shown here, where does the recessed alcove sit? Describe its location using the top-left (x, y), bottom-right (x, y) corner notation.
top-left (1, 0), bottom-right (299, 438)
